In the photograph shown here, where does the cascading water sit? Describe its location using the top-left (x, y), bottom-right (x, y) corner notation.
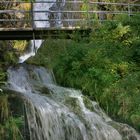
top-left (19, 40), bottom-right (43, 63)
top-left (7, 65), bottom-right (140, 140)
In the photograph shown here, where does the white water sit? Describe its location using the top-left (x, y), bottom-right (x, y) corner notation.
top-left (7, 65), bottom-right (140, 140)
top-left (19, 40), bottom-right (43, 63)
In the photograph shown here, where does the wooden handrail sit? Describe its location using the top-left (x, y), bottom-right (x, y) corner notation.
top-left (0, 1), bottom-right (140, 7)
top-left (0, 1), bottom-right (139, 30)
top-left (0, 1), bottom-right (139, 40)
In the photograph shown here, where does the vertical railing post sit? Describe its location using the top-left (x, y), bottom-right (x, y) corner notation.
top-left (88, 0), bottom-right (90, 28)
top-left (128, 2), bottom-right (131, 20)
top-left (31, 0), bottom-right (36, 52)
top-left (86, 0), bottom-right (90, 28)
top-left (31, 0), bottom-right (33, 28)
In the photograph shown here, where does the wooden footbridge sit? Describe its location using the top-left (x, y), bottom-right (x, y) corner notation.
top-left (0, 1), bottom-right (139, 40)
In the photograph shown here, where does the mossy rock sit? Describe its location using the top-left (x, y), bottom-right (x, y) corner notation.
top-left (64, 97), bottom-right (82, 116)
top-left (0, 71), bottom-right (6, 87)
top-left (109, 121), bottom-right (140, 140)
top-left (131, 114), bottom-right (140, 131)
top-left (83, 96), bottom-right (95, 112)
top-left (37, 86), bottom-right (50, 95)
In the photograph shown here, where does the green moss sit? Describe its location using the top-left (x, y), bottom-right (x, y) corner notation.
top-left (36, 86), bottom-right (50, 95)
top-left (0, 71), bottom-right (6, 87)
top-left (0, 95), bottom-right (9, 123)
top-left (0, 94), bottom-right (24, 140)
top-left (13, 40), bottom-right (28, 53)
top-left (0, 41), bottom-right (18, 67)
top-left (109, 121), bottom-right (139, 140)
top-left (131, 114), bottom-right (140, 131)
top-left (64, 97), bottom-right (82, 116)
top-left (83, 96), bottom-right (95, 112)
top-left (0, 117), bottom-right (23, 140)
top-left (64, 96), bottom-right (92, 129)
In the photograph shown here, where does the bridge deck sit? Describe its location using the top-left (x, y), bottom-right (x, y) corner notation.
top-left (0, 1), bottom-right (139, 40)
top-left (0, 28), bottom-right (91, 40)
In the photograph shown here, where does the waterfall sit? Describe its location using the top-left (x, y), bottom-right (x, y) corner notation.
top-left (19, 0), bottom-right (65, 63)
top-left (7, 64), bottom-right (140, 140)
top-left (19, 40), bottom-right (43, 63)
top-left (18, 0), bottom-right (81, 63)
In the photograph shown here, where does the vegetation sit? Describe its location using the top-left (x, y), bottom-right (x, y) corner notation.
top-left (0, 41), bottom-right (23, 140)
top-left (0, 0), bottom-right (31, 28)
top-left (0, 95), bottom-right (24, 140)
top-left (28, 15), bottom-right (140, 131)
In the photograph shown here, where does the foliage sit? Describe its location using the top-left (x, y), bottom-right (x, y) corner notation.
top-left (0, 41), bottom-right (18, 88)
top-left (0, 95), bottom-right (23, 140)
top-left (13, 40), bottom-right (28, 53)
top-left (0, 41), bottom-right (18, 67)
top-left (29, 15), bottom-right (140, 131)
top-left (0, 41), bottom-right (22, 139)
top-left (0, 0), bottom-right (31, 28)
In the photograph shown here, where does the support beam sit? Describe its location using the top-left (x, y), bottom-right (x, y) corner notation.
top-left (0, 28), bottom-right (91, 40)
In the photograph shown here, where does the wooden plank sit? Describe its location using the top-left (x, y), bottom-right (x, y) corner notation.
top-left (0, 28), bottom-right (33, 31)
top-left (0, 28), bottom-right (91, 40)
top-left (0, 27), bottom-right (84, 31)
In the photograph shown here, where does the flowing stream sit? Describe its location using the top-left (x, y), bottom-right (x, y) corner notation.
top-left (7, 64), bottom-right (140, 140)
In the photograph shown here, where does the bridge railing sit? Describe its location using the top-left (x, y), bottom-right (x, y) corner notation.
top-left (0, 1), bottom-right (140, 29)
